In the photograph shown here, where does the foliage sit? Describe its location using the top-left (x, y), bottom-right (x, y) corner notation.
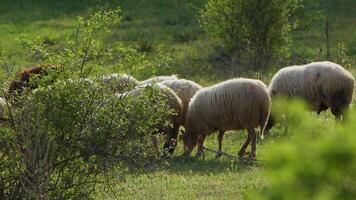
top-left (199, 0), bottom-right (301, 71)
top-left (0, 8), bottom-right (174, 199)
top-left (336, 42), bottom-right (352, 69)
top-left (0, 1), bottom-right (355, 199)
top-left (294, 0), bottom-right (356, 62)
top-left (249, 100), bottom-right (356, 200)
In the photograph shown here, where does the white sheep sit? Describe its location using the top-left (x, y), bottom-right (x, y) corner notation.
top-left (160, 78), bottom-right (225, 157)
top-left (123, 83), bottom-right (183, 154)
top-left (140, 75), bottom-right (178, 85)
top-left (160, 79), bottom-right (202, 125)
top-left (266, 61), bottom-right (355, 130)
top-left (99, 73), bottom-right (139, 92)
top-left (182, 78), bottom-right (271, 159)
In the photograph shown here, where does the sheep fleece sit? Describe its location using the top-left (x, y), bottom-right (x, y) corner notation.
top-left (160, 79), bottom-right (202, 125)
top-left (140, 75), bottom-right (178, 85)
top-left (269, 61), bottom-right (355, 111)
top-left (185, 78), bottom-right (271, 136)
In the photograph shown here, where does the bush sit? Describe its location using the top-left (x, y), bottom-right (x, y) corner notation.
top-left (249, 100), bottom-right (356, 200)
top-left (0, 8), bottom-right (174, 199)
top-left (336, 42), bottom-right (352, 69)
top-left (0, 79), bottom-right (173, 199)
top-left (200, 0), bottom-right (301, 71)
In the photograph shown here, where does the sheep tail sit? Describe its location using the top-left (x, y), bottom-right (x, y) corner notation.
top-left (259, 105), bottom-right (271, 140)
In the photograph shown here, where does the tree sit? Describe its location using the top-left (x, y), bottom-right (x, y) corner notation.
top-left (200, 0), bottom-right (301, 72)
top-left (295, 0), bottom-right (354, 62)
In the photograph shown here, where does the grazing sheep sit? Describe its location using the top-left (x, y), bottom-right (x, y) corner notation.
top-left (140, 75), bottom-right (178, 85)
top-left (266, 61), bottom-right (355, 130)
top-left (160, 79), bottom-right (202, 125)
top-left (182, 78), bottom-right (271, 159)
top-left (99, 73), bottom-right (139, 92)
top-left (124, 83), bottom-right (183, 154)
top-left (8, 64), bottom-right (58, 95)
top-left (160, 78), bottom-right (225, 157)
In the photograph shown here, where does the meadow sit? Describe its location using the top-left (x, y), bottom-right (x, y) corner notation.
top-left (0, 0), bottom-right (355, 199)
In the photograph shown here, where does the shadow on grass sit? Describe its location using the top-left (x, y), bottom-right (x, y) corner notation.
top-left (127, 154), bottom-right (263, 177)
top-left (162, 155), bottom-right (262, 175)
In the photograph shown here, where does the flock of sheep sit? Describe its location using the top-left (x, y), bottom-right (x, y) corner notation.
top-left (2, 61), bottom-right (355, 160)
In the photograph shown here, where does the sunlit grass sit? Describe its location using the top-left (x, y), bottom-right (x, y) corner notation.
top-left (0, 1), bottom-right (355, 199)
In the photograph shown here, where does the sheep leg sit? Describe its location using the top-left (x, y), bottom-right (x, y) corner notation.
top-left (182, 134), bottom-right (198, 157)
top-left (195, 134), bottom-right (207, 159)
top-left (248, 128), bottom-right (257, 159)
top-left (238, 133), bottom-right (251, 158)
top-left (215, 130), bottom-right (225, 159)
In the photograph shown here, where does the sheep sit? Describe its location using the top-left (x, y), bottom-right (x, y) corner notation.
top-left (8, 64), bottom-right (58, 95)
top-left (140, 75), bottom-right (178, 85)
top-left (123, 83), bottom-right (183, 154)
top-left (182, 78), bottom-right (271, 159)
top-left (266, 61), bottom-right (355, 130)
top-left (160, 78), bottom-right (225, 157)
top-left (99, 73), bottom-right (139, 92)
top-left (159, 79), bottom-right (202, 126)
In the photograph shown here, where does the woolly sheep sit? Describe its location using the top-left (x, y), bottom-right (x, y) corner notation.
top-left (182, 78), bottom-right (271, 159)
top-left (99, 73), bottom-right (139, 92)
top-left (266, 61), bottom-right (355, 130)
top-left (160, 79), bottom-right (202, 125)
top-left (160, 79), bottom-right (229, 157)
top-left (123, 83), bottom-right (183, 154)
top-left (140, 75), bottom-right (178, 85)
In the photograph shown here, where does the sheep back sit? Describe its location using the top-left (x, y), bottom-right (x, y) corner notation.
top-left (140, 75), bottom-right (178, 85)
top-left (100, 73), bottom-right (139, 92)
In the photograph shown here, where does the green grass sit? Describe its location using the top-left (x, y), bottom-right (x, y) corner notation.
top-left (98, 131), bottom-right (267, 199)
top-left (96, 111), bottom-right (336, 199)
top-left (1, 0), bottom-right (355, 80)
top-left (0, 0), bottom-right (355, 199)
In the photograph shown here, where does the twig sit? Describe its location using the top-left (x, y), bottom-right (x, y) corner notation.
top-left (202, 146), bottom-right (237, 159)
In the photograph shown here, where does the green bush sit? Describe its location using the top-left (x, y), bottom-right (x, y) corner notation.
top-left (199, 0), bottom-right (301, 71)
top-left (249, 100), bottom-right (356, 200)
top-left (0, 78), bottom-right (173, 199)
top-left (0, 8), bottom-right (174, 199)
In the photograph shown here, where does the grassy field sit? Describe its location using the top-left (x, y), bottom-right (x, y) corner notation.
top-left (2, 0), bottom-right (355, 82)
top-left (1, 0), bottom-right (355, 199)
top-left (96, 131), bottom-right (270, 199)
